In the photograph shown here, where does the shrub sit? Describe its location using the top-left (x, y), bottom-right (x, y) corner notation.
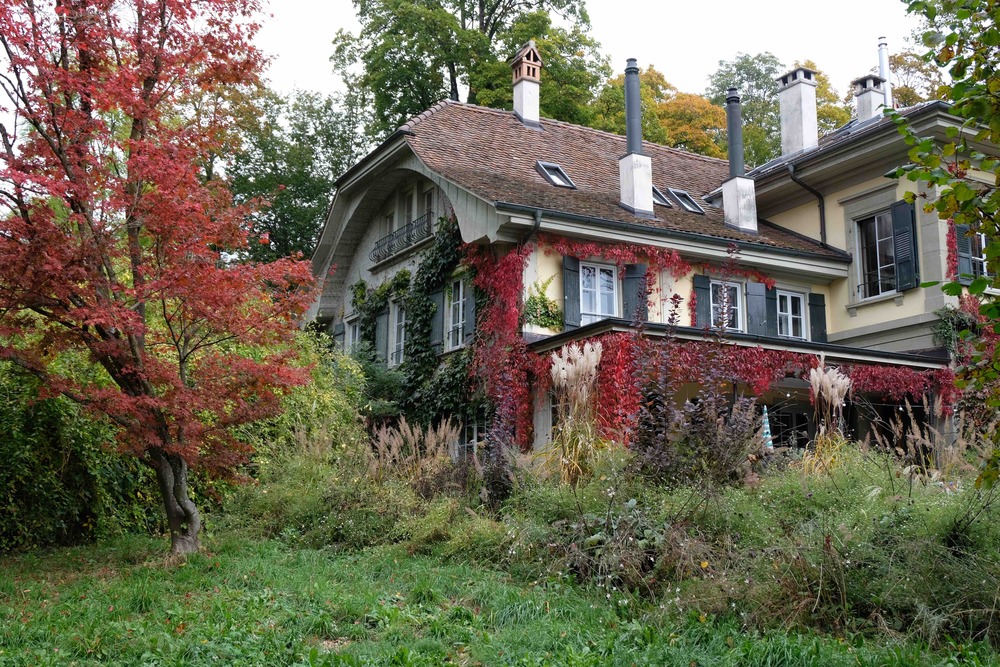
top-left (0, 365), bottom-right (160, 551)
top-left (369, 417), bottom-right (461, 498)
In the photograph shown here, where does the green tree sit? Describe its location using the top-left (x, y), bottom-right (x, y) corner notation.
top-left (228, 89), bottom-right (368, 262)
top-left (657, 93), bottom-right (728, 158)
top-left (589, 65), bottom-right (675, 144)
top-left (893, 0), bottom-right (1000, 486)
top-left (706, 52), bottom-right (783, 167)
top-left (333, 0), bottom-right (602, 139)
top-left (890, 51), bottom-right (948, 106)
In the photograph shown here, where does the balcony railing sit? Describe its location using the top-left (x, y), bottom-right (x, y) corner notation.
top-left (370, 211), bottom-right (433, 264)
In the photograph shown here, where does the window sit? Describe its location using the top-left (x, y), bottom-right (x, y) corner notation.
top-left (652, 186), bottom-right (672, 207)
top-left (345, 319), bottom-right (360, 352)
top-left (455, 410), bottom-right (485, 460)
top-left (668, 188), bottom-right (705, 214)
top-left (536, 161), bottom-right (576, 188)
top-left (580, 263), bottom-right (617, 324)
top-left (973, 231), bottom-right (992, 278)
top-left (776, 291), bottom-right (805, 339)
top-left (857, 211), bottom-right (896, 298)
top-left (446, 278), bottom-right (466, 350)
top-left (402, 189), bottom-right (414, 226)
top-left (710, 280), bottom-right (742, 331)
top-left (390, 301), bottom-right (406, 366)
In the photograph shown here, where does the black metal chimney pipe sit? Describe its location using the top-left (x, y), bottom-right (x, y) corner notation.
top-left (624, 58), bottom-right (642, 155)
top-left (725, 88), bottom-right (745, 178)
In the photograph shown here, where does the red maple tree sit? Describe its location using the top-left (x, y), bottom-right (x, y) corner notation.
top-left (0, 0), bottom-right (313, 553)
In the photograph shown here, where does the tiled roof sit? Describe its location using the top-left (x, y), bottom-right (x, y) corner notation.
top-left (401, 100), bottom-right (847, 259)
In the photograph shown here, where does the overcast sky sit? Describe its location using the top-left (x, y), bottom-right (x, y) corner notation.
top-left (254, 0), bottom-right (924, 101)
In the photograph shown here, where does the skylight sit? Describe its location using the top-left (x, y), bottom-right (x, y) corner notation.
top-left (536, 161), bottom-right (576, 188)
top-left (652, 186), bottom-right (672, 207)
top-left (668, 188), bottom-right (705, 214)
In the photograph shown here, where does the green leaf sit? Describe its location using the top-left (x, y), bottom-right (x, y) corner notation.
top-left (969, 277), bottom-right (990, 294)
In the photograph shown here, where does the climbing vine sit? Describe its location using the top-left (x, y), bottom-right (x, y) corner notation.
top-left (523, 277), bottom-right (563, 329)
top-left (540, 234), bottom-right (691, 277)
top-left (845, 364), bottom-right (958, 410)
top-left (351, 269), bottom-right (411, 350)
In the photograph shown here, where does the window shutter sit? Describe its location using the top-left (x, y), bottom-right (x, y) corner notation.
top-left (464, 281), bottom-right (476, 343)
top-left (374, 309), bottom-right (389, 362)
top-left (746, 282), bottom-right (768, 336)
top-left (563, 256), bottom-right (580, 329)
top-left (956, 223), bottom-right (974, 286)
top-left (693, 274), bottom-right (711, 328)
top-left (765, 287), bottom-right (778, 337)
top-left (428, 289), bottom-right (444, 353)
top-left (808, 293), bottom-right (827, 343)
top-left (891, 200), bottom-right (918, 291)
top-left (623, 264), bottom-right (648, 322)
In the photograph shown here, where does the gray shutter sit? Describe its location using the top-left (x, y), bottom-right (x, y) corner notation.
top-left (956, 223), bottom-right (974, 285)
top-left (563, 256), bottom-right (580, 329)
top-left (693, 274), bottom-right (711, 328)
top-left (333, 322), bottom-right (346, 349)
top-left (808, 293), bottom-right (827, 343)
top-left (891, 200), bottom-right (918, 291)
top-left (429, 289), bottom-right (444, 353)
top-left (746, 282), bottom-right (767, 336)
top-left (464, 280), bottom-right (476, 343)
top-left (374, 309), bottom-right (389, 362)
top-left (765, 287), bottom-right (778, 337)
top-left (623, 263), bottom-right (648, 322)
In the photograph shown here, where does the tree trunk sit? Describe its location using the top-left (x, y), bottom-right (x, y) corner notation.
top-left (150, 449), bottom-right (202, 554)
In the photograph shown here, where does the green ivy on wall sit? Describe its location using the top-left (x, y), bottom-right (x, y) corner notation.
top-left (522, 276), bottom-right (563, 330)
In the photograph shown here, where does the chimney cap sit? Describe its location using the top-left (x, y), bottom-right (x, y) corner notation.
top-left (776, 66), bottom-right (818, 91)
top-left (851, 73), bottom-right (886, 94)
top-left (726, 87), bottom-right (740, 104)
top-left (625, 57), bottom-right (639, 74)
top-left (512, 40), bottom-right (542, 84)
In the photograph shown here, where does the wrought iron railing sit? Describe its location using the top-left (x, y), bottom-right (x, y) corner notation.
top-left (370, 212), bottom-right (433, 264)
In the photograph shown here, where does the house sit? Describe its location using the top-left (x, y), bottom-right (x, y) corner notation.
top-left (308, 41), bottom-right (976, 451)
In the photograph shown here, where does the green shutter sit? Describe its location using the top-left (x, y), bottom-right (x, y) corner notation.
top-left (891, 200), bottom-right (918, 291)
top-left (956, 223), bottom-right (974, 285)
top-left (428, 290), bottom-right (444, 353)
top-left (623, 264), bottom-right (648, 322)
top-left (808, 293), bottom-right (827, 343)
top-left (693, 274), bottom-right (711, 328)
top-left (746, 282), bottom-right (768, 336)
top-left (563, 256), bottom-right (580, 329)
top-left (765, 287), bottom-right (778, 337)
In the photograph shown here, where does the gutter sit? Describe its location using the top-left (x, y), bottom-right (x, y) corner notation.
top-left (494, 201), bottom-right (851, 263)
top-left (787, 164), bottom-right (828, 247)
top-left (527, 318), bottom-right (947, 369)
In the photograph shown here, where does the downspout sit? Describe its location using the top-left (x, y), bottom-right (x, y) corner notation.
top-left (787, 164), bottom-right (827, 247)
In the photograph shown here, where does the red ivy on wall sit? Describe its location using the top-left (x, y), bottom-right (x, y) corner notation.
top-left (946, 219), bottom-right (959, 281)
top-left (844, 364), bottom-right (957, 410)
top-left (539, 234), bottom-right (692, 278)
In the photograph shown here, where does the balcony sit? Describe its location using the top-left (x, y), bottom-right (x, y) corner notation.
top-left (370, 211), bottom-right (433, 264)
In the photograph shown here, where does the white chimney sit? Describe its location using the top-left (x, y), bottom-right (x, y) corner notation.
top-left (619, 58), bottom-right (653, 217)
top-left (878, 37), bottom-right (894, 109)
top-left (776, 67), bottom-right (819, 157)
top-left (852, 74), bottom-right (887, 122)
top-left (723, 89), bottom-right (757, 233)
top-left (512, 41), bottom-right (542, 127)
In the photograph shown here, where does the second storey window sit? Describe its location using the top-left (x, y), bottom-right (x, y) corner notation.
top-left (390, 301), bottom-right (406, 366)
top-left (776, 291), bottom-right (805, 339)
top-left (710, 280), bottom-right (742, 331)
top-left (858, 211), bottom-right (896, 298)
top-left (447, 278), bottom-right (466, 350)
top-left (580, 263), bottom-right (617, 324)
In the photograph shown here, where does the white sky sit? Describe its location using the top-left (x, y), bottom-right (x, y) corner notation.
top-left (255, 0), bottom-right (924, 100)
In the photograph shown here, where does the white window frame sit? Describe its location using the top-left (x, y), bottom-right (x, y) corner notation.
top-left (652, 186), bottom-right (672, 207)
top-left (446, 278), bottom-right (466, 351)
top-left (345, 318), bottom-right (361, 352)
top-left (580, 262), bottom-right (618, 325)
top-left (455, 412), bottom-right (485, 460)
top-left (776, 290), bottom-right (806, 340)
top-left (536, 161), bottom-right (576, 188)
top-left (668, 188), bottom-right (705, 214)
top-left (973, 231), bottom-right (992, 279)
top-left (390, 301), bottom-right (406, 367)
top-left (710, 280), bottom-right (743, 332)
top-left (856, 210), bottom-right (896, 300)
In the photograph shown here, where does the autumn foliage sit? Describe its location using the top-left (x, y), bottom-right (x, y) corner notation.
top-left (0, 0), bottom-right (313, 553)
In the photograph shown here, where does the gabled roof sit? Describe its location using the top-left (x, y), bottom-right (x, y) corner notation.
top-left (398, 100), bottom-right (848, 260)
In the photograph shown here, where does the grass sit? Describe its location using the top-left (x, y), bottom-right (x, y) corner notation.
top-left (2, 531), bottom-right (995, 666)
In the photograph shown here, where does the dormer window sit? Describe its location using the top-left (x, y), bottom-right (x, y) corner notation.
top-left (652, 186), bottom-right (672, 207)
top-left (668, 188), bottom-right (705, 214)
top-left (536, 161), bottom-right (576, 188)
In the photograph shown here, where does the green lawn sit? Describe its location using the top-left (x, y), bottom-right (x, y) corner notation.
top-left (1, 532), bottom-right (993, 667)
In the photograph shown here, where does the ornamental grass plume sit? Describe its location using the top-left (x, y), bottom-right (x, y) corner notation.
top-left (542, 341), bottom-right (604, 486)
top-left (809, 355), bottom-right (851, 437)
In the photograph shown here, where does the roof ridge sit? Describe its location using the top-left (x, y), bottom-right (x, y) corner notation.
top-left (401, 99), bottom-right (730, 167)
